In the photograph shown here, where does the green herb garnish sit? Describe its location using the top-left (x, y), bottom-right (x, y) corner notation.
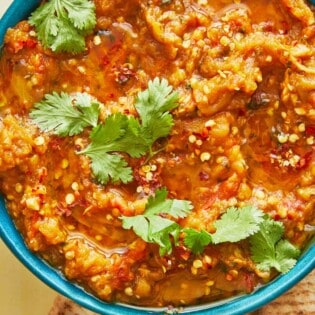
top-left (135, 77), bottom-right (179, 156)
top-left (183, 228), bottom-right (212, 255)
top-left (78, 78), bottom-right (179, 183)
top-left (183, 205), bottom-right (264, 254)
top-left (212, 205), bottom-right (264, 243)
top-left (250, 216), bottom-right (300, 273)
top-left (29, 0), bottom-right (96, 53)
top-left (122, 200), bottom-right (300, 274)
top-left (79, 113), bottom-right (143, 184)
top-left (30, 92), bottom-right (100, 136)
top-left (121, 188), bottom-right (193, 256)
top-left (122, 202), bottom-right (264, 255)
top-left (30, 78), bottom-right (179, 184)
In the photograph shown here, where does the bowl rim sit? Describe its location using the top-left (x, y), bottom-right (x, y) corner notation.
top-left (0, 1), bottom-right (315, 314)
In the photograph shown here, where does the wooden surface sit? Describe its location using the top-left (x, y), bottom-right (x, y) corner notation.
top-left (251, 270), bottom-right (315, 315)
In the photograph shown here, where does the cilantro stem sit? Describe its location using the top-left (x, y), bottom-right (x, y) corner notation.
top-left (143, 146), bottom-right (165, 165)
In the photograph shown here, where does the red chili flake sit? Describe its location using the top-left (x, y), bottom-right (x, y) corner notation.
top-left (37, 167), bottom-right (48, 183)
top-left (244, 272), bottom-right (255, 293)
top-left (14, 41), bottom-right (25, 53)
top-left (114, 65), bottom-right (135, 84)
top-left (296, 151), bottom-right (312, 170)
top-left (262, 21), bottom-right (275, 32)
top-left (25, 170), bottom-right (33, 176)
top-left (199, 171), bottom-right (210, 181)
top-left (49, 138), bottom-right (62, 150)
top-left (107, 93), bottom-right (115, 99)
top-left (174, 246), bottom-right (191, 261)
top-left (37, 194), bottom-right (45, 205)
top-left (159, 212), bottom-right (168, 219)
top-left (25, 38), bottom-right (37, 49)
top-left (280, 21), bottom-right (289, 34)
top-left (237, 108), bottom-right (246, 117)
top-left (305, 125), bottom-right (315, 136)
top-left (229, 19), bottom-right (243, 33)
top-left (101, 56), bottom-right (110, 67)
top-left (56, 202), bottom-right (72, 217)
top-left (15, 39), bottom-right (37, 52)
top-left (274, 214), bottom-right (281, 221)
top-left (149, 178), bottom-right (163, 191)
top-left (287, 213), bottom-right (294, 220)
top-left (193, 128), bottom-right (209, 140)
top-left (185, 15), bottom-right (201, 31)
top-left (112, 263), bottom-right (134, 290)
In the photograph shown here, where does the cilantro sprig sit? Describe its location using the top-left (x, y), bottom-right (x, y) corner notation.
top-left (250, 216), bottom-right (300, 273)
top-left (121, 188), bottom-right (193, 255)
top-left (78, 78), bottom-right (179, 183)
top-left (122, 199), bottom-right (300, 274)
top-left (29, 0), bottom-right (96, 53)
top-left (30, 78), bottom-right (179, 184)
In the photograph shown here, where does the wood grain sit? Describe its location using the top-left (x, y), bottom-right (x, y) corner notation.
top-left (250, 270), bottom-right (315, 315)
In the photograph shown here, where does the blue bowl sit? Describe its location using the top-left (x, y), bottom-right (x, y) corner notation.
top-left (0, 1), bottom-right (314, 314)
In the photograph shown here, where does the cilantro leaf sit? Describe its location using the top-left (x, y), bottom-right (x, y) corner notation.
top-left (183, 228), bottom-right (212, 254)
top-left (121, 215), bottom-right (149, 242)
top-left (103, 116), bottom-right (148, 158)
top-left (87, 151), bottom-right (133, 185)
top-left (79, 114), bottom-right (136, 184)
top-left (145, 188), bottom-right (193, 218)
top-left (275, 240), bottom-right (301, 273)
top-left (29, 0), bottom-right (96, 53)
top-left (167, 199), bottom-right (194, 219)
top-left (60, 0), bottom-right (96, 32)
top-left (135, 77), bottom-right (179, 147)
top-left (86, 114), bottom-right (130, 150)
top-left (121, 188), bottom-right (193, 255)
top-left (212, 206), bottom-right (264, 244)
top-left (148, 216), bottom-right (181, 256)
top-left (78, 114), bottom-right (146, 184)
top-left (30, 92), bottom-right (100, 136)
top-left (250, 217), bottom-right (300, 273)
top-left (49, 17), bottom-right (86, 53)
top-left (183, 206), bottom-right (265, 254)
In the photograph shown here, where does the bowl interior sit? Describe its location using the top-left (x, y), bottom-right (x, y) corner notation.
top-left (0, 1), bottom-right (314, 314)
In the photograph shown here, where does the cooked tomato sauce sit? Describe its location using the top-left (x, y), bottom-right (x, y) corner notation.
top-left (0, 0), bottom-right (314, 307)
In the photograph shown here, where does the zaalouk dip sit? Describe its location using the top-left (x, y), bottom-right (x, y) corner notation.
top-left (0, 0), bottom-right (314, 308)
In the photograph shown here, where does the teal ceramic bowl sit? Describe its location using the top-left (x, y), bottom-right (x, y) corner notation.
top-left (0, 1), bottom-right (314, 314)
